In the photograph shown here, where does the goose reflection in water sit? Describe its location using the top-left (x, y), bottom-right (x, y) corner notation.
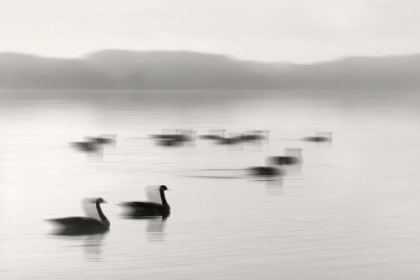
top-left (50, 231), bottom-right (108, 262)
top-left (146, 217), bottom-right (167, 242)
top-left (47, 198), bottom-right (110, 236)
top-left (265, 176), bottom-right (284, 195)
top-left (83, 233), bottom-right (108, 261)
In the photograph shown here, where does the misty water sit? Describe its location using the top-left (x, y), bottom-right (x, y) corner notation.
top-left (1, 90), bottom-right (420, 279)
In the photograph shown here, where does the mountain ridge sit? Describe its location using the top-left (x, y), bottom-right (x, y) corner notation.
top-left (1, 50), bottom-right (419, 89)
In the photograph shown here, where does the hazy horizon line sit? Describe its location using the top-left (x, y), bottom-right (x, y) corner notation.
top-left (1, 49), bottom-right (420, 65)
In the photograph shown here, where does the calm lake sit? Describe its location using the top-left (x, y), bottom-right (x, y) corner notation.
top-left (1, 90), bottom-right (420, 279)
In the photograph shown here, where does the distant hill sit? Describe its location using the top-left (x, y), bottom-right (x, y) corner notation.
top-left (1, 50), bottom-right (420, 89)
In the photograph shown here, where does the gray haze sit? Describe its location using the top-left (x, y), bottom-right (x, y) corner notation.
top-left (1, 50), bottom-right (420, 90)
top-left (2, 0), bottom-right (420, 62)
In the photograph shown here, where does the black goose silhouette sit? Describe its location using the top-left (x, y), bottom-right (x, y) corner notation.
top-left (247, 166), bottom-right (283, 177)
top-left (269, 148), bottom-right (303, 165)
top-left (303, 132), bottom-right (332, 142)
top-left (71, 140), bottom-right (102, 153)
top-left (218, 135), bottom-right (244, 145)
top-left (200, 130), bottom-right (242, 145)
top-left (200, 129), bottom-right (226, 140)
top-left (247, 156), bottom-right (287, 177)
top-left (215, 131), bottom-right (244, 145)
top-left (152, 130), bottom-right (193, 146)
top-left (121, 185), bottom-right (170, 218)
top-left (47, 198), bottom-right (110, 235)
top-left (88, 134), bottom-right (117, 145)
top-left (241, 130), bottom-right (269, 142)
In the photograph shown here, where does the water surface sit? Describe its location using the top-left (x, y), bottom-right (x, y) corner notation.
top-left (1, 90), bottom-right (420, 279)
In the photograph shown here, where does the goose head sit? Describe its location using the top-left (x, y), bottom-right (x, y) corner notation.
top-left (159, 185), bottom-right (169, 191)
top-left (97, 198), bottom-right (107, 204)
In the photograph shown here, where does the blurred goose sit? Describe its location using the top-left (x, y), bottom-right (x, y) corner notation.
top-left (200, 130), bottom-right (243, 145)
top-left (218, 136), bottom-right (243, 145)
top-left (216, 131), bottom-right (244, 145)
top-left (47, 198), bottom-right (110, 235)
top-left (241, 130), bottom-right (269, 142)
top-left (303, 132), bottom-right (332, 142)
top-left (200, 129), bottom-right (226, 140)
top-left (121, 185), bottom-right (170, 218)
top-left (71, 140), bottom-right (102, 153)
top-left (247, 166), bottom-right (282, 177)
top-left (269, 148), bottom-right (303, 165)
top-left (152, 130), bottom-right (193, 146)
top-left (88, 134), bottom-right (117, 145)
top-left (247, 155), bottom-right (287, 177)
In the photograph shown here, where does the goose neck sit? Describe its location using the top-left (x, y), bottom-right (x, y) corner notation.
top-left (96, 201), bottom-right (108, 222)
top-left (159, 190), bottom-right (168, 205)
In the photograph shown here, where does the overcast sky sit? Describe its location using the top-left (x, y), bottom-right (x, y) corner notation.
top-left (1, 0), bottom-right (420, 63)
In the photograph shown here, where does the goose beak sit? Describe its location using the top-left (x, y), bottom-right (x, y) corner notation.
top-left (102, 200), bottom-right (108, 203)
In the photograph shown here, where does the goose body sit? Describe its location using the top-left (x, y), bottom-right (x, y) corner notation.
top-left (123, 201), bottom-right (170, 216)
top-left (47, 198), bottom-right (110, 235)
top-left (241, 130), bottom-right (269, 142)
top-left (152, 130), bottom-right (193, 146)
top-left (241, 135), bottom-right (264, 142)
top-left (270, 148), bottom-right (303, 165)
top-left (200, 130), bottom-right (243, 145)
top-left (247, 166), bottom-right (283, 177)
top-left (71, 141), bottom-right (101, 152)
top-left (200, 130), bottom-right (226, 140)
top-left (200, 135), bottom-right (225, 140)
top-left (270, 156), bottom-right (300, 165)
top-left (88, 134), bottom-right (116, 145)
top-left (121, 185), bottom-right (170, 218)
top-left (303, 136), bottom-right (330, 142)
top-left (303, 132), bottom-right (332, 142)
top-left (218, 136), bottom-right (243, 145)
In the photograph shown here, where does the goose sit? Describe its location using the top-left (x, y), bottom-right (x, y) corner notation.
top-left (200, 129), bottom-right (226, 140)
top-left (241, 130), bottom-right (269, 142)
top-left (303, 132), bottom-right (332, 142)
top-left (269, 148), bottom-right (303, 165)
top-left (71, 140), bottom-right (102, 153)
top-left (247, 166), bottom-right (283, 177)
top-left (120, 185), bottom-right (170, 218)
top-left (152, 130), bottom-right (193, 146)
top-left (218, 135), bottom-right (243, 145)
top-left (176, 129), bottom-right (195, 142)
top-left (215, 131), bottom-right (244, 145)
top-left (47, 198), bottom-right (110, 235)
top-left (200, 130), bottom-right (243, 145)
top-left (247, 155), bottom-right (287, 177)
top-left (88, 134), bottom-right (117, 145)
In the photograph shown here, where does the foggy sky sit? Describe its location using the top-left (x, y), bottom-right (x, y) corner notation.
top-left (1, 0), bottom-right (420, 63)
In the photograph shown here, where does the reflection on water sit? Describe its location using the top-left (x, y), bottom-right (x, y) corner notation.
top-left (2, 90), bottom-right (420, 280)
top-left (121, 216), bottom-right (167, 242)
top-left (83, 233), bottom-right (108, 261)
top-left (50, 231), bottom-right (109, 262)
top-left (264, 177), bottom-right (284, 196)
top-left (146, 217), bottom-right (167, 242)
